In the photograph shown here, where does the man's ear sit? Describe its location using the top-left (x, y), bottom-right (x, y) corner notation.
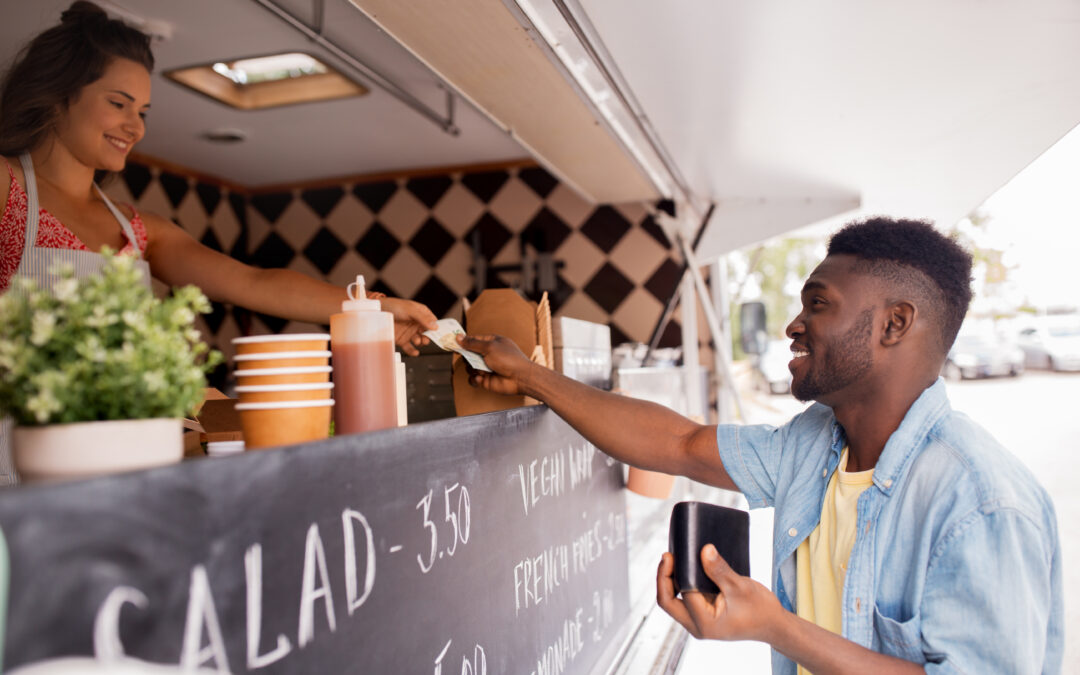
top-left (881, 301), bottom-right (916, 346)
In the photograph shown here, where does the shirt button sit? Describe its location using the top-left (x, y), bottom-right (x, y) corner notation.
top-left (884, 479), bottom-right (893, 488)
top-left (856, 598), bottom-right (862, 613)
top-left (788, 527), bottom-right (798, 537)
top-left (822, 468), bottom-right (827, 478)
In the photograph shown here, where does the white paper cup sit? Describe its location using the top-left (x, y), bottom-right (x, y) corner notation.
top-left (236, 382), bottom-right (334, 403)
top-left (233, 333), bottom-right (330, 355)
top-left (233, 350), bottom-right (331, 370)
top-left (234, 365), bottom-right (332, 386)
top-left (236, 399), bottom-right (334, 449)
top-left (207, 440), bottom-right (245, 456)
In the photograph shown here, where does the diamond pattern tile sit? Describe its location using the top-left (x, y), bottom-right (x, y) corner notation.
top-left (554, 291), bottom-right (608, 325)
top-left (406, 175), bottom-right (453, 208)
top-left (432, 183), bottom-right (485, 238)
top-left (228, 193), bottom-right (248, 230)
top-left (461, 169), bottom-right (509, 202)
top-left (251, 191), bottom-right (294, 224)
top-left (175, 190), bottom-right (207, 235)
top-left (608, 322), bottom-right (630, 348)
top-left (413, 275), bottom-right (458, 318)
top-left (245, 210), bottom-right (273, 261)
top-left (466, 212), bottom-right (513, 261)
top-left (554, 231), bottom-right (604, 289)
top-left (352, 180), bottom-right (397, 214)
top-left (656, 319), bottom-right (683, 349)
top-left (356, 222), bottom-right (401, 270)
top-left (581, 205), bottom-right (632, 253)
top-left (583, 262), bottom-right (634, 314)
top-left (488, 176), bottom-right (542, 232)
top-left (324, 193), bottom-right (373, 243)
top-left (644, 257), bottom-right (683, 304)
top-left (200, 227), bottom-right (222, 253)
top-left (303, 226), bottom-right (347, 275)
top-left (612, 288), bottom-right (663, 345)
top-left (209, 195), bottom-right (243, 252)
top-left (640, 213), bottom-right (671, 248)
top-left (119, 159), bottom-right (682, 349)
top-left (301, 186), bottom-right (345, 219)
top-left (408, 217), bottom-right (455, 267)
top-left (380, 247), bottom-right (428, 299)
top-left (609, 228), bottom-right (669, 287)
top-left (545, 183), bottom-right (593, 230)
top-left (521, 206), bottom-right (572, 254)
top-left (434, 241), bottom-right (475, 296)
top-left (326, 250), bottom-right (377, 290)
top-left (273, 198), bottom-right (323, 251)
top-left (122, 164), bottom-right (153, 201)
top-left (134, 180), bottom-right (173, 220)
top-left (251, 231), bottom-right (295, 269)
top-left (195, 182), bottom-right (221, 216)
top-left (518, 166), bottom-right (558, 199)
top-left (379, 187), bottom-right (428, 241)
top-left (158, 171), bottom-right (190, 209)
top-left (203, 299), bottom-right (227, 334)
top-left (255, 312), bottom-right (289, 334)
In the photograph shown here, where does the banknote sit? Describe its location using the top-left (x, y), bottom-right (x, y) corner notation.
top-left (423, 318), bottom-right (492, 372)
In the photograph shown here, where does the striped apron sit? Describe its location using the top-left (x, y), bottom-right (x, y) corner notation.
top-left (0, 153), bottom-right (151, 485)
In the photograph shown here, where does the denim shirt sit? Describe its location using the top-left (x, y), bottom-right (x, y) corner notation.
top-left (716, 379), bottom-right (1063, 674)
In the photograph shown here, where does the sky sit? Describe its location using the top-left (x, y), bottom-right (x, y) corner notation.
top-left (975, 123), bottom-right (1080, 310)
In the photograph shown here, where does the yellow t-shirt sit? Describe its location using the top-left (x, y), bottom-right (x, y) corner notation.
top-left (795, 449), bottom-right (874, 675)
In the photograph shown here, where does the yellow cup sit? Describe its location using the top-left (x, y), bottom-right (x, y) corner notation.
top-left (235, 382), bottom-right (334, 404)
top-left (232, 333), bottom-right (330, 355)
top-left (234, 366), bottom-right (332, 386)
top-left (234, 350), bottom-right (331, 370)
top-left (235, 399), bottom-right (334, 449)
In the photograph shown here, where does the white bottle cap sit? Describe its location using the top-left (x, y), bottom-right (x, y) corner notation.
top-left (342, 275), bottom-right (381, 312)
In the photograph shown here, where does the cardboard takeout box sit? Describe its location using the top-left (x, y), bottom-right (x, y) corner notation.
top-left (452, 289), bottom-right (553, 416)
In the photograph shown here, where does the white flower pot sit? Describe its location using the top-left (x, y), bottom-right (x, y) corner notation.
top-left (13, 418), bottom-right (183, 482)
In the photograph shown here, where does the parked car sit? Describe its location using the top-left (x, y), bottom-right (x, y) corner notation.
top-left (1016, 324), bottom-right (1080, 371)
top-left (943, 333), bottom-right (1024, 380)
top-left (753, 339), bottom-right (793, 394)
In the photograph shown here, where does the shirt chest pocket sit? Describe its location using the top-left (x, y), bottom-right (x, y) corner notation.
top-left (872, 604), bottom-right (925, 664)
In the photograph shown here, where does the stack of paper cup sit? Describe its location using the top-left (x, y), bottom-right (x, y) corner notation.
top-left (232, 334), bottom-right (334, 449)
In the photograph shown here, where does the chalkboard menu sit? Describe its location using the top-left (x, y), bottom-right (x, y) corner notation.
top-left (0, 406), bottom-right (630, 673)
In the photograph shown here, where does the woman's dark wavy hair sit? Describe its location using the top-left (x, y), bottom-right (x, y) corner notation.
top-left (828, 217), bottom-right (974, 353)
top-left (0, 1), bottom-right (153, 179)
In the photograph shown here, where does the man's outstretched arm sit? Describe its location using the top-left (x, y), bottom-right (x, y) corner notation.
top-left (459, 334), bottom-right (737, 491)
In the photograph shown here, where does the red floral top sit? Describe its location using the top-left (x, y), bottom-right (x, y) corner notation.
top-left (0, 160), bottom-right (148, 292)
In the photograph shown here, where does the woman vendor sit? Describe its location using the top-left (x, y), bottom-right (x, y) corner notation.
top-left (0, 1), bottom-right (439, 480)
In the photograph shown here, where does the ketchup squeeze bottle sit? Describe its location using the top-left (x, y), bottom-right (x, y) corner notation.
top-left (330, 276), bottom-right (397, 434)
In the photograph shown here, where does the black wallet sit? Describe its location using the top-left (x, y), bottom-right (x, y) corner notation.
top-left (668, 501), bottom-right (751, 595)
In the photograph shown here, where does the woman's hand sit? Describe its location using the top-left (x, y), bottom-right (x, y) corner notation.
top-left (657, 545), bottom-right (784, 643)
top-left (378, 297), bottom-right (438, 356)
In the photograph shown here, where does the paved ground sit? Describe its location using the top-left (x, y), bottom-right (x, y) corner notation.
top-left (677, 370), bottom-right (1078, 673)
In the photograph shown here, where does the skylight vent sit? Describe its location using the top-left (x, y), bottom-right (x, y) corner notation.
top-left (165, 52), bottom-right (367, 110)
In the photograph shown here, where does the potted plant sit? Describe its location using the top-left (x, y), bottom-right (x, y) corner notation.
top-left (0, 253), bottom-right (221, 482)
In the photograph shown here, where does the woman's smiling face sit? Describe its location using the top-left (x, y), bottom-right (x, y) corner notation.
top-left (51, 57), bottom-right (151, 173)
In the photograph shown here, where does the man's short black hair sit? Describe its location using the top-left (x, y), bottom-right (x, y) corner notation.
top-left (827, 217), bottom-right (973, 354)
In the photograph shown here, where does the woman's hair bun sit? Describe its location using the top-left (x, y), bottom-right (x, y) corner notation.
top-left (60, 1), bottom-right (109, 26)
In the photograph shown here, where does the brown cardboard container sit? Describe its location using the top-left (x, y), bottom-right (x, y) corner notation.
top-left (195, 398), bottom-right (244, 443)
top-left (452, 289), bottom-right (552, 416)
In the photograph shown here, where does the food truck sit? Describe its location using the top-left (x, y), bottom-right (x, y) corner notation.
top-left (1, 1), bottom-right (1077, 672)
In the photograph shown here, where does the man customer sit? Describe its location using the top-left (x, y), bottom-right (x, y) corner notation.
top-left (460, 217), bottom-right (1062, 674)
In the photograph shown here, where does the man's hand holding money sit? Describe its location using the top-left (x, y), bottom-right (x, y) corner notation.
top-left (457, 334), bottom-right (536, 397)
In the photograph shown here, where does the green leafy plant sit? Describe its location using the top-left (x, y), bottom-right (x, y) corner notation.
top-left (0, 253), bottom-right (222, 425)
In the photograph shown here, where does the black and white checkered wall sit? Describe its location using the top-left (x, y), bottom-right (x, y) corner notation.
top-left (107, 160), bottom-right (701, 368)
